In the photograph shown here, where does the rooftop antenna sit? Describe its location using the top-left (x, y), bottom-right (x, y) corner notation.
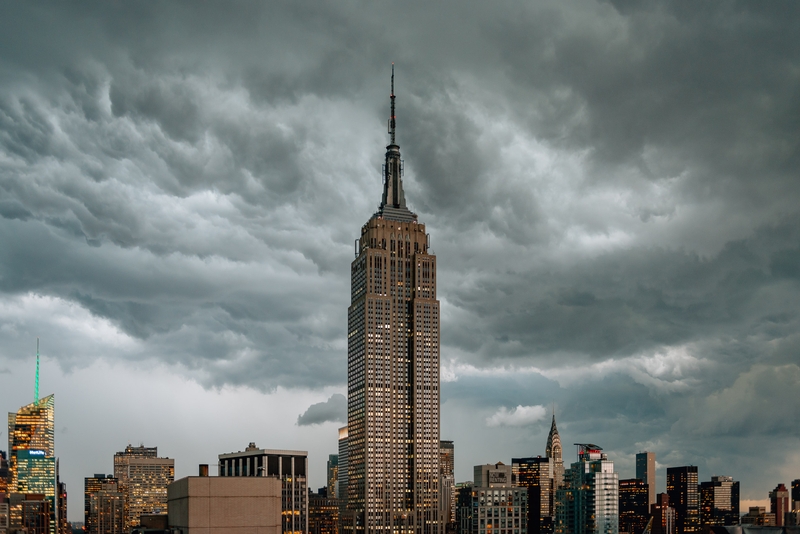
top-left (34, 337), bottom-right (40, 403)
top-left (388, 63), bottom-right (396, 145)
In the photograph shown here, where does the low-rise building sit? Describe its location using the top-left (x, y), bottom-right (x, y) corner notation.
top-left (470, 463), bottom-right (528, 534)
top-left (167, 475), bottom-right (281, 534)
top-left (218, 443), bottom-right (308, 534)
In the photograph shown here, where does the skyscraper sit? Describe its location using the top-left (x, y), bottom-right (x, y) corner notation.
top-left (792, 479), bottom-right (800, 506)
top-left (769, 484), bottom-right (789, 527)
top-left (113, 445), bottom-right (174, 530)
top-left (339, 426), bottom-right (350, 525)
top-left (85, 474), bottom-right (120, 534)
top-left (328, 455), bottom-right (339, 500)
top-left (666, 466), bottom-right (698, 534)
top-left (0, 450), bottom-right (9, 495)
top-left (440, 441), bottom-right (455, 530)
top-left (512, 456), bottom-right (552, 534)
top-left (699, 476), bottom-right (739, 526)
top-left (651, 494), bottom-right (675, 534)
top-left (618, 479), bottom-right (648, 534)
top-left (346, 67), bottom-right (440, 534)
top-left (635, 453), bottom-right (655, 507)
top-left (8, 392), bottom-right (56, 534)
top-left (546, 415), bottom-right (564, 491)
top-left (555, 444), bottom-right (618, 534)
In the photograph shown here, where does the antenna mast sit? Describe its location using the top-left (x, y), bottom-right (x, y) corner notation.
top-left (35, 337), bottom-right (40, 403)
top-left (388, 63), bottom-right (396, 145)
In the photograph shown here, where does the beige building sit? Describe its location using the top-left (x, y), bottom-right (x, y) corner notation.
top-left (218, 444), bottom-right (308, 534)
top-left (346, 68), bottom-right (440, 534)
top-left (113, 445), bottom-right (174, 530)
top-left (168, 476), bottom-right (281, 534)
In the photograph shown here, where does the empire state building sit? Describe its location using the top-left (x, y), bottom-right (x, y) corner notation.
top-left (347, 68), bottom-right (440, 534)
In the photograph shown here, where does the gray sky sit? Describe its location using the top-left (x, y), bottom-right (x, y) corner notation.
top-left (1, 0), bottom-right (799, 521)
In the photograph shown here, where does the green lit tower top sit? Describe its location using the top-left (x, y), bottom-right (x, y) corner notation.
top-left (8, 341), bottom-right (57, 534)
top-left (34, 337), bottom-right (40, 403)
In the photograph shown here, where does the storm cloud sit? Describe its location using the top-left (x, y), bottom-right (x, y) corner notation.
top-left (1, 0), bottom-right (799, 519)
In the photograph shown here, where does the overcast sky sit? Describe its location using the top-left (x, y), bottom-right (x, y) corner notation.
top-left (1, 0), bottom-right (799, 521)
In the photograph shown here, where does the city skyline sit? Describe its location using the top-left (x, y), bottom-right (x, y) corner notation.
top-left (1, 0), bottom-right (800, 523)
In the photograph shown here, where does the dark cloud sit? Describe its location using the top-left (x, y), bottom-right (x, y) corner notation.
top-left (0, 0), bottom-right (799, 514)
top-left (297, 394), bottom-right (346, 426)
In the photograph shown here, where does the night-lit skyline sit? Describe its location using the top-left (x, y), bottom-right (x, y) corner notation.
top-left (1, 0), bottom-right (800, 523)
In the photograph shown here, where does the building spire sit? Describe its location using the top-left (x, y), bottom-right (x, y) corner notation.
top-left (34, 337), bottom-right (40, 403)
top-left (376, 64), bottom-right (416, 223)
top-left (389, 63), bottom-right (396, 145)
top-left (546, 410), bottom-right (562, 460)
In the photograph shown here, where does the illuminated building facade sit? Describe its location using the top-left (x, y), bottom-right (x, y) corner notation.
top-left (328, 455), bottom-right (339, 500)
top-left (455, 484), bottom-right (473, 534)
top-left (8, 394), bottom-right (56, 534)
top-left (19, 494), bottom-right (53, 534)
top-left (651, 494), bottom-right (675, 534)
top-left (347, 67), bottom-right (440, 534)
top-left (85, 475), bottom-right (123, 534)
top-left (699, 476), bottom-right (738, 527)
top-left (546, 416), bottom-right (564, 491)
top-left (555, 445), bottom-right (618, 534)
top-left (218, 443), bottom-right (308, 534)
top-left (338, 427), bottom-right (349, 504)
top-left (666, 467), bottom-right (698, 534)
top-left (512, 456), bottom-right (552, 534)
top-left (0, 450), bottom-right (9, 495)
top-left (635, 453), bottom-right (655, 507)
top-left (618, 479), bottom-right (648, 534)
top-left (769, 484), bottom-right (789, 527)
top-left (470, 463), bottom-right (527, 534)
top-left (113, 445), bottom-right (174, 530)
top-left (310, 490), bottom-right (340, 534)
top-left (441, 441), bottom-right (455, 530)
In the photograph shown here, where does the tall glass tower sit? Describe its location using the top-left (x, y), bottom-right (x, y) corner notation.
top-left (8, 394), bottom-right (57, 533)
top-left (346, 67), bottom-right (440, 534)
top-left (555, 444), bottom-right (618, 534)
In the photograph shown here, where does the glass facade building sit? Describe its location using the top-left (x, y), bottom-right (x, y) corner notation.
top-left (635, 453), bottom-right (655, 507)
top-left (8, 394), bottom-right (56, 534)
top-left (618, 479), bottom-right (648, 534)
top-left (666, 467), bottom-right (699, 534)
top-left (555, 445), bottom-right (618, 534)
top-left (512, 456), bottom-right (552, 534)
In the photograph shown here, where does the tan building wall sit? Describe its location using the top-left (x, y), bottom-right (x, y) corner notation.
top-left (167, 476), bottom-right (281, 534)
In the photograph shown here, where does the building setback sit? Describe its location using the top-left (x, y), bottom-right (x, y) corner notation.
top-left (769, 484), bottom-right (789, 527)
top-left (218, 443), bottom-right (308, 534)
top-left (346, 67), bottom-right (440, 534)
top-left (699, 476), bottom-right (739, 527)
